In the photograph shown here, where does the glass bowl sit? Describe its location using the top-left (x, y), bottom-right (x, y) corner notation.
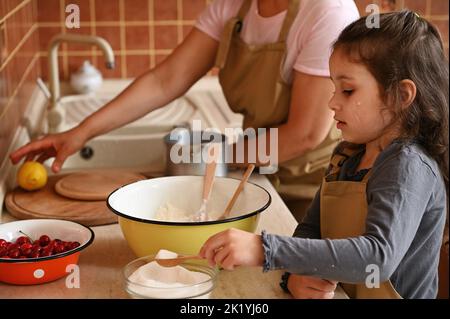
top-left (123, 255), bottom-right (218, 299)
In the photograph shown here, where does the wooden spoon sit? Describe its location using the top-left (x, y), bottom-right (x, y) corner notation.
top-left (193, 144), bottom-right (219, 222)
top-left (155, 255), bottom-right (203, 267)
top-left (218, 164), bottom-right (255, 220)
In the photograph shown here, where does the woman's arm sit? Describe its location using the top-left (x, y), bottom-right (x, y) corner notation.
top-left (9, 29), bottom-right (219, 171)
top-left (277, 71), bottom-right (335, 162)
top-left (79, 28), bottom-right (219, 139)
top-left (231, 71), bottom-right (335, 167)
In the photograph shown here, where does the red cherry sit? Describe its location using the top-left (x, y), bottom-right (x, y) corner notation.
top-left (0, 235), bottom-right (81, 259)
top-left (30, 244), bottom-right (42, 253)
top-left (20, 243), bottom-right (33, 256)
top-left (29, 251), bottom-right (40, 258)
top-left (54, 243), bottom-right (65, 254)
top-left (63, 242), bottom-right (72, 250)
top-left (7, 243), bottom-right (19, 252)
top-left (39, 235), bottom-right (51, 247)
top-left (8, 249), bottom-right (20, 258)
top-left (70, 242), bottom-right (81, 250)
top-left (48, 240), bottom-right (57, 249)
top-left (15, 236), bottom-right (31, 245)
top-left (44, 243), bottom-right (54, 254)
top-left (40, 249), bottom-right (52, 257)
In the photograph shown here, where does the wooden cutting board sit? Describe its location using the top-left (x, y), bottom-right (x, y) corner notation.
top-left (54, 170), bottom-right (146, 201)
top-left (5, 174), bottom-right (120, 226)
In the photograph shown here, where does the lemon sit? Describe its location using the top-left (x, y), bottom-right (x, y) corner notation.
top-left (17, 161), bottom-right (48, 191)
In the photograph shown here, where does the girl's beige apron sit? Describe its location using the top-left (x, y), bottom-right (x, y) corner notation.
top-left (320, 147), bottom-right (402, 298)
top-left (215, 0), bottom-right (341, 200)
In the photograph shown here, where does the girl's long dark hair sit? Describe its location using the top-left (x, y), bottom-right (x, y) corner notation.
top-left (334, 10), bottom-right (449, 186)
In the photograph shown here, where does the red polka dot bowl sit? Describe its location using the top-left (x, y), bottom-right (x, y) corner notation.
top-left (0, 219), bottom-right (94, 285)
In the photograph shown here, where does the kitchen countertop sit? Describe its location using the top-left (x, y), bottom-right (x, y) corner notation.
top-left (0, 171), bottom-right (347, 299)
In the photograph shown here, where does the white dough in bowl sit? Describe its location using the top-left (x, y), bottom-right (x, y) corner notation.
top-left (154, 204), bottom-right (192, 222)
top-left (154, 204), bottom-right (221, 222)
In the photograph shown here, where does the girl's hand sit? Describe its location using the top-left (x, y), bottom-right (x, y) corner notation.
top-left (199, 228), bottom-right (264, 270)
top-left (9, 128), bottom-right (88, 173)
top-left (287, 274), bottom-right (338, 299)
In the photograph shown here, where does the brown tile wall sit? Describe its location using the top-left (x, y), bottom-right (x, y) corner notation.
top-left (36, 0), bottom-right (448, 81)
top-left (38, 0), bottom-right (212, 80)
top-left (0, 0), bottom-right (40, 163)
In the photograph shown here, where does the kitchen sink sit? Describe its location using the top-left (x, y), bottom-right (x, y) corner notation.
top-left (47, 77), bottom-right (243, 174)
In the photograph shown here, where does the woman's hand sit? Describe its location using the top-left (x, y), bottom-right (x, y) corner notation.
top-left (9, 127), bottom-right (89, 173)
top-left (199, 228), bottom-right (264, 270)
top-left (287, 274), bottom-right (337, 299)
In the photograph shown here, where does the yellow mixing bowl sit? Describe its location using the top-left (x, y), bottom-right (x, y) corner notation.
top-left (107, 176), bottom-right (271, 257)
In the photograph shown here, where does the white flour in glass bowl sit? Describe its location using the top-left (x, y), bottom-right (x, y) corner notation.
top-left (124, 250), bottom-right (217, 299)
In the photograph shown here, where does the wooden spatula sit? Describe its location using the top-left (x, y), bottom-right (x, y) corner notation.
top-left (218, 164), bottom-right (255, 220)
top-left (155, 255), bottom-right (203, 267)
top-left (193, 144), bottom-right (220, 222)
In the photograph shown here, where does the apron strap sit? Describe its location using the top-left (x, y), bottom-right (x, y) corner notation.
top-left (215, 0), bottom-right (252, 69)
top-left (216, 0), bottom-right (300, 69)
top-left (215, 18), bottom-right (239, 69)
top-left (326, 154), bottom-right (347, 178)
top-left (361, 168), bottom-right (373, 183)
top-left (329, 153), bottom-right (347, 169)
top-left (326, 145), bottom-right (365, 179)
top-left (237, 0), bottom-right (252, 20)
top-left (278, 0), bottom-right (301, 42)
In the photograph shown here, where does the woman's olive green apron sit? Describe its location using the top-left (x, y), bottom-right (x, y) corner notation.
top-left (320, 147), bottom-right (402, 299)
top-left (215, 0), bottom-right (341, 200)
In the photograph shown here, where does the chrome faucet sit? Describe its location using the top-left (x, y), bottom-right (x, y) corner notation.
top-left (47, 34), bottom-right (115, 133)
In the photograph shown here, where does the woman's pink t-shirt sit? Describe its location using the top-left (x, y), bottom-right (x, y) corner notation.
top-left (195, 0), bottom-right (360, 83)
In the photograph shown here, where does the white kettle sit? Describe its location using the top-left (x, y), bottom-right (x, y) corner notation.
top-left (70, 60), bottom-right (103, 94)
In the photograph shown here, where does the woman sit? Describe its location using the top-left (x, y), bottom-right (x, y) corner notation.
top-left (10, 0), bottom-right (359, 217)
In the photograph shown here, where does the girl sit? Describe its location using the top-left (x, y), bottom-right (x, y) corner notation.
top-left (199, 11), bottom-right (449, 299)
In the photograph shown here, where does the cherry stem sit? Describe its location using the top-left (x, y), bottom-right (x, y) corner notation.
top-left (18, 230), bottom-right (34, 242)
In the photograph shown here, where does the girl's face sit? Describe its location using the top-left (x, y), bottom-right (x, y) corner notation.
top-left (329, 49), bottom-right (395, 145)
